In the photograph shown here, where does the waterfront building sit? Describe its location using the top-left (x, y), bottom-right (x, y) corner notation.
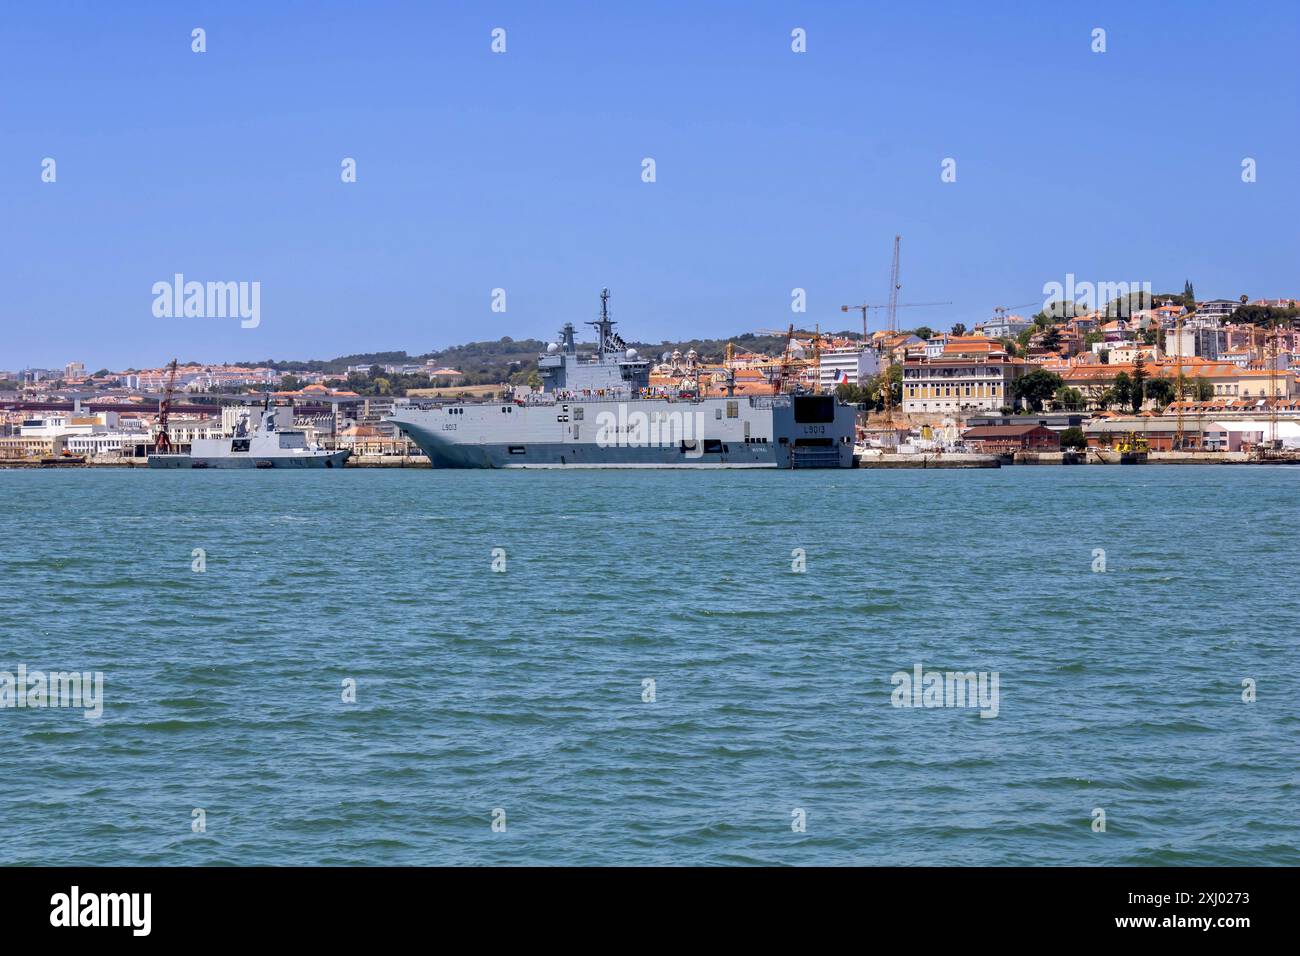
top-left (959, 423), bottom-right (1060, 453)
top-left (1084, 417), bottom-right (1229, 451)
top-left (0, 434), bottom-right (67, 458)
top-left (1060, 360), bottom-right (1294, 405)
top-left (65, 431), bottom-right (149, 458)
top-left (902, 340), bottom-right (1023, 414)
top-left (965, 412), bottom-right (1088, 432)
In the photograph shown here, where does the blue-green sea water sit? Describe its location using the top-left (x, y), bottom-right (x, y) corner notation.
top-left (2, 466), bottom-right (1297, 866)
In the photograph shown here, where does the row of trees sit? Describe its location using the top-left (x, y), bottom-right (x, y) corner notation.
top-left (835, 363), bottom-right (1210, 415)
top-left (1009, 362), bottom-right (1213, 413)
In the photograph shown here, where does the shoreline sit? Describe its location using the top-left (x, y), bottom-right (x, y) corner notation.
top-left (3, 455), bottom-right (1296, 470)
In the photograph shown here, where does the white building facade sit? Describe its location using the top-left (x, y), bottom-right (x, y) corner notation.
top-left (819, 347), bottom-right (881, 391)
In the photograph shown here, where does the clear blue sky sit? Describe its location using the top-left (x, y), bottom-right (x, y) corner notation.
top-left (3, 0), bottom-right (1297, 370)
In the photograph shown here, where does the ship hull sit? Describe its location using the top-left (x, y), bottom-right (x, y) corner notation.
top-left (147, 451), bottom-right (350, 469)
top-left (390, 396), bottom-right (855, 469)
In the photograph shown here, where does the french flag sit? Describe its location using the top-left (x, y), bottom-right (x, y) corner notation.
top-left (833, 369), bottom-right (846, 382)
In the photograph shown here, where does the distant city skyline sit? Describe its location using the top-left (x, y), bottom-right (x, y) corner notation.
top-left (4, 0), bottom-right (1298, 369)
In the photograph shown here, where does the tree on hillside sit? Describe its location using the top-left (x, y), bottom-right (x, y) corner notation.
top-left (1145, 378), bottom-right (1175, 408)
top-left (1131, 357), bottom-right (1148, 412)
top-left (1106, 289), bottom-right (1152, 318)
top-left (1041, 327), bottom-right (1063, 352)
top-left (912, 326), bottom-right (934, 340)
top-left (1054, 386), bottom-right (1084, 409)
top-left (1111, 371), bottom-right (1133, 410)
top-left (852, 364), bottom-right (904, 410)
top-left (1227, 304), bottom-right (1298, 327)
top-left (1041, 300), bottom-right (1078, 321)
top-left (835, 382), bottom-right (873, 406)
top-left (1012, 369), bottom-right (1063, 412)
top-left (951, 323), bottom-right (967, 336)
top-left (1183, 280), bottom-right (1196, 311)
top-left (1194, 376), bottom-right (1213, 402)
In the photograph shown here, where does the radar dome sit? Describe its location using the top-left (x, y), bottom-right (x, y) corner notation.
top-left (625, 348), bottom-right (638, 360)
top-left (546, 342), bottom-right (559, 354)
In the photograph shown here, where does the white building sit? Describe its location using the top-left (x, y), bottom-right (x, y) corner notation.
top-left (66, 431), bottom-right (149, 458)
top-left (1196, 300), bottom-right (1239, 320)
top-left (1165, 322), bottom-right (1226, 360)
top-left (974, 313), bottom-right (1032, 340)
top-left (902, 341), bottom-right (1024, 414)
top-left (819, 346), bottom-right (881, 391)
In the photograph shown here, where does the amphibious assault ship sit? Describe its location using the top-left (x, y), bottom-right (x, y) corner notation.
top-left (148, 401), bottom-right (349, 469)
top-left (388, 290), bottom-right (856, 468)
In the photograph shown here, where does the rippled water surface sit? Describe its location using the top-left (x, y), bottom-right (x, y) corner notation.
top-left (1, 466), bottom-right (1297, 865)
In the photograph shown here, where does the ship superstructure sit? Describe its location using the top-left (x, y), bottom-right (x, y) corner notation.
top-left (148, 400), bottom-right (350, 469)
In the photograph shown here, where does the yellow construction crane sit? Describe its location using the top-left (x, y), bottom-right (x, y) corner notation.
top-left (1173, 314), bottom-right (1184, 450)
top-left (754, 325), bottom-right (800, 394)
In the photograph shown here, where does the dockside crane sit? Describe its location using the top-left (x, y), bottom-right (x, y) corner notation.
top-left (154, 358), bottom-right (179, 453)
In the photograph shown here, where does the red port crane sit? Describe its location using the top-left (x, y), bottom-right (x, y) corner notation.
top-left (154, 359), bottom-right (179, 453)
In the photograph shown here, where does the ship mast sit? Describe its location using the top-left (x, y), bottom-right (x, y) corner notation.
top-left (586, 287), bottom-right (619, 354)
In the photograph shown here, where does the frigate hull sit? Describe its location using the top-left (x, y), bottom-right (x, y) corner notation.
top-left (148, 450), bottom-right (349, 469)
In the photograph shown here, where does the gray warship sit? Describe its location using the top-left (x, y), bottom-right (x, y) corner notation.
top-left (148, 401), bottom-right (350, 469)
top-left (388, 290), bottom-right (856, 468)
